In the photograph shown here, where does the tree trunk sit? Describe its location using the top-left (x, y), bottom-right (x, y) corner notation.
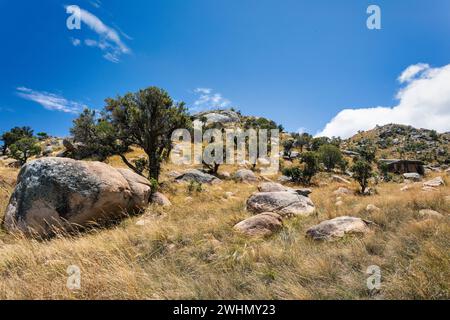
top-left (119, 154), bottom-right (145, 178)
top-left (148, 153), bottom-right (160, 181)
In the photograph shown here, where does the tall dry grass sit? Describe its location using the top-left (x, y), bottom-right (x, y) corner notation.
top-left (0, 160), bottom-right (448, 299)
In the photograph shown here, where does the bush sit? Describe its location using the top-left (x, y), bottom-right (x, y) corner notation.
top-left (318, 144), bottom-right (343, 171)
top-left (9, 137), bottom-right (41, 165)
top-left (351, 160), bottom-right (373, 194)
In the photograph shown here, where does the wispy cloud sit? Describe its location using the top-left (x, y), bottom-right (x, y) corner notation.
top-left (192, 88), bottom-right (231, 111)
top-left (71, 37), bottom-right (81, 46)
top-left (66, 5), bottom-right (131, 63)
top-left (16, 87), bottom-right (87, 114)
top-left (317, 63), bottom-right (450, 138)
top-left (89, 0), bottom-right (102, 9)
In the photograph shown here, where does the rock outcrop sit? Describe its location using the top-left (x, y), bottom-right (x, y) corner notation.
top-left (247, 190), bottom-right (315, 218)
top-left (234, 169), bottom-right (258, 183)
top-left (234, 212), bottom-right (283, 237)
top-left (175, 169), bottom-right (222, 184)
top-left (3, 157), bottom-right (151, 236)
top-left (306, 216), bottom-right (371, 241)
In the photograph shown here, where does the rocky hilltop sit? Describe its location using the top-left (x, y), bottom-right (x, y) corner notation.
top-left (342, 124), bottom-right (450, 165)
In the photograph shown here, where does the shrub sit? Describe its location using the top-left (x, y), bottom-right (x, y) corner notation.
top-left (318, 144), bottom-right (343, 171)
top-left (351, 160), bottom-right (373, 194)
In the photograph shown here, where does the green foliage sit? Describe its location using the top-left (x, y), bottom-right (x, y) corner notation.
top-left (104, 86), bottom-right (192, 181)
top-left (357, 143), bottom-right (377, 163)
top-left (282, 139), bottom-right (294, 157)
top-left (294, 132), bottom-right (312, 152)
top-left (429, 130), bottom-right (439, 141)
top-left (187, 181), bottom-right (203, 194)
top-left (9, 137), bottom-right (41, 165)
top-left (309, 137), bottom-right (330, 151)
top-left (301, 151), bottom-right (320, 184)
top-left (70, 109), bottom-right (118, 161)
top-left (243, 117), bottom-right (278, 130)
top-left (1, 126), bottom-right (34, 154)
top-left (283, 151), bottom-right (319, 184)
top-left (318, 144), bottom-right (343, 171)
top-left (351, 160), bottom-right (373, 194)
top-left (149, 178), bottom-right (159, 194)
top-left (36, 132), bottom-right (49, 140)
top-left (281, 166), bottom-right (303, 183)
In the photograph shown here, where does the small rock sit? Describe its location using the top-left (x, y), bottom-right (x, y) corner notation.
top-left (332, 175), bottom-right (351, 184)
top-left (278, 175), bottom-right (292, 183)
top-left (257, 158), bottom-right (271, 166)
top-left (306, 216), bottom-right (371, 241)
top-left (423, 176), bottom-right (445, 188)
top-left (224, 192), bottom-right (234, 199)
top-left (176, 169), bottom-right (222, 184)
top-left (335, 201), bottom-right (343, 207)
top-left (234, 169), bottom-right (258, 183)
top-left (400, 185), bottom-right (410, 192)
top-left (234, 212), bottom-right (283, 237)
top-left (151, 192), bottom-right (172, 207)
top-left (333, 187), bottom-right (352, 196)
top-left (366, 204), bottom-right (380, 212)
top-left (419, 209), bottom-right (444, 219)
top-left (422, 186), bottom-right (437, 192)
top-left (403, 172), bottom-right (422, 181)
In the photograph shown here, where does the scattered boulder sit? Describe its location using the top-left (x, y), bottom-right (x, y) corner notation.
top-left (224, 192), bottom-right (234, 199)
top-left (335, 200), bottom-right (343, 207)
top-left (247, 191), bottom-right (315, 218)
top-left (331, 175), bottom-right (351, 185)
top-left (233, 212), bottom-right (283, 237)
top-left (422, 186), bottom-right (437, 192)
top-left (418, 209), bottom-right (444, 219)
top-left (366, 204), bottom-right (380, 212)
top-left (175, 169), bottom-right (221, 184)
top-left (333, 187), bottom-right (352, 196)
top-left (151, 192), bottom-right (172, 207)
top-left (3, 157), bottom-right (151, 237)
top-left (167, 170), bottom-right (181, 178)
top-left (423, 176), bottom-right (445, 188)
top-left (403, 172), bottom-right (422, 181)
top-left (234, 169), bottom-right (258, 183)
top-left (306, 216), bottom-right (371, 241)
top-left (400, 185), bottom-right (410, 192)
top-left (258, 182), bottom-right (291, 192)
top-left (278, 175), bottom-right (292, 183)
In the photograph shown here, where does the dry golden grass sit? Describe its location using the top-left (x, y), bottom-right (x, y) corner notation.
top-left (0, 157), bottom-right (448, 300)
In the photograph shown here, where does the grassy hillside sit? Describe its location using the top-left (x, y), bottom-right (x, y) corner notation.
top-left (0, 153), bottom-right (448, 299)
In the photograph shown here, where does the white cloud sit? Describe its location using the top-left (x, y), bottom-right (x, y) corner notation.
top-left (71, 37), bottom-right (81, 46)
top-left (16, 87), bottom-right (88, 114)
top-left (90, 0), bottom-right (102, 9)
top-left (66, 5), bottom-right (131, 63)
top-left (398, 63), bottom-right (429, 84)
top-left (192, 88), bottom-right (231, 111)
top-left (317, 63), bottom-right (450, 138)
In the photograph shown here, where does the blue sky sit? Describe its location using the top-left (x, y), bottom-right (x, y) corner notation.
top-left (1, 0), bottom-right (450, 138)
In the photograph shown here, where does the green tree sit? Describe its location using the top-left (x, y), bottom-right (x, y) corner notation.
top-left (309, 136), bottom-right (330, 151)
top-left (282, 139), bottom-right (294, 158)
top-left (295, 132), bottom-right (312, 152)
top-left (1, 126), bottom-right (34, 155)
top-left (351, 160), bottom-right (372, 194)
top-left (300, 151), bottom-right (320, 184)
top-left (36, 132), bottom-right (49, 140)
top-left (357, 143), bottom-right (377, 163)
top-left (9, 137), bottom-right (41, 165)
top-left (104, 86), bottom-right (191, 181)
top-left (318, 144), bottom-right (343, 171)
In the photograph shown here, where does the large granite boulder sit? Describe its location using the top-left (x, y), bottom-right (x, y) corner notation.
top-left (306, 216), bottom-right (371, 241)
top-left (246, 191), bottom-right (315, 218)
top-left (234, 212), bottom-right (283, 237)
top-left (234, 169), bottom-right (258, 183)
top-left (3, 157), bottom-right (151, 236)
